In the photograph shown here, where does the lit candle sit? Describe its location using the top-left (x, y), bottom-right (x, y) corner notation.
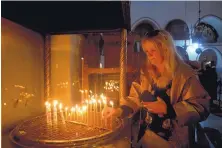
top-left (98, 100), bottom-right (102, 127)
top-left (59, 103), bottom-right (63, 112)
top-left (84, 90), bottom-right (87, 100)
top-left (99, 63), bottom-right (103, 68)
top-left (80, 90), bottom-right (84, 103)
top-left (85, 100), bottom-right (89, 125)
top-left (53, 101), bottom-right (58, 129)
top-left (92, 99), bottom-right (96, 127)
top-left (75, 105), bottom-right (79, 122)
top-left (65, 107), bottom-right (68, 120)
top-left (45, 101), bottom-right (49, 113)
top-left (88, 100), bottom-right (92, 126)
top-left (53, 100), bottom-right (58, 112)
top-left (71, 107), bottom-right (75, 121)
top-left (103, 99), bottom-right (107, 129)
top-left (109, 101), bottom-right (114, 130)
top-left (83, 105), bottom-right (87, 124)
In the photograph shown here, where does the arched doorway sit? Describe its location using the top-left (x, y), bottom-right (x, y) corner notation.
top-left (131, 17), bottom-right (160, 32)
top-left (197, 47), bottom-right (222, 76)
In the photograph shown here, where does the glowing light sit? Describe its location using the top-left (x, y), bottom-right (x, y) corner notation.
top-left (103, 99), bottom-right (107, 105)
top-left (45, 101), bottom-right (49, 106)
top-left (109, 101), bottom-right (114, 107)
top-left (4, 103), bottom-right (6, 106)
top-left (71, 107), bottom-right (75, 112)
top-left (53, 100), bottom-right (58, 107)
top-left (82, 105), bottom-right (87, 111)
top-left (100, 63), bottom-right (102, 68)
top-left (59, 103), bottom-right (63, 110)
top-left (104, 80), bottom-right (119, 91)
top-left (92, 99), bottom-right (96, 104)
top-left (65, 107), bottom-right (68, 111)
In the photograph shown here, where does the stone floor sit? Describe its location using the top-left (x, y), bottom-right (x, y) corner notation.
top-left (2, 113), bottom-right (222, 148)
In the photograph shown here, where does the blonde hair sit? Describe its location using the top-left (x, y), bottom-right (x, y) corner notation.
top-left (141, 30), bottom-right (185, 89)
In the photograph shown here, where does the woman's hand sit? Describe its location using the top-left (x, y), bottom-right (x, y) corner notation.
top-left (143, 97), bottom-right (167, 115)
top-left (102, 107), bottom-right (123, 119)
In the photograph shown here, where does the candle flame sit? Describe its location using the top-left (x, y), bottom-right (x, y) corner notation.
top-left (109, 101), bottom-right (114, 106)
top-left (53, 100), bottom-right (58, 107)
top-left (103, 100), bottom-right (107, 105)
top-left (92, 99), bottom-right (96, 104)
top-left (45, 101), bottom-right (49, 106)
top-left (71, 107), bottom-right (75, 112)
top-left (75, 104), bottom-right (79, 109)
top-left (59, 103), bottom-right (63, 110)
top-left (82, 105), bottom-right (87, 111)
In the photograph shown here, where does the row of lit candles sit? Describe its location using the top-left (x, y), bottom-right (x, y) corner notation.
top-left (45, 94), bottom-right (114, 130)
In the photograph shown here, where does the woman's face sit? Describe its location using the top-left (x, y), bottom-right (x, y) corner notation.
top-left (142, 41), bottom-right (164, 66)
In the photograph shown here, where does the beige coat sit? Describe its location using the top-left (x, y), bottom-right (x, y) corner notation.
top-left (120, 63), bottom-right (211, 148)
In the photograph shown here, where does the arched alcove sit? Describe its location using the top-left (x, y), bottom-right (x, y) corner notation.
top-left (131, 17), bottom-right (160, 32)
top-left (197, 47), bottom-right (222, 77)
top-left (165, 19), bottom-right (190, 40)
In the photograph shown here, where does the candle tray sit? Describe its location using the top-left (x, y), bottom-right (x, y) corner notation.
top-left (9, 113), bottom-right (122, 148)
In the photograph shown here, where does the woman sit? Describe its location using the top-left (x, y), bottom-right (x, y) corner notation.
top-left (102, 30), bottom-right (210, 148)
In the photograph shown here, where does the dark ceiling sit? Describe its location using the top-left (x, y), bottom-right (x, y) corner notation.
top-left (1, 1), bottom-right (131, 35)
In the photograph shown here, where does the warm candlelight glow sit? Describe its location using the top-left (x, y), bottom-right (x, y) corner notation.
top-left (109, 101), bottom-right (114, 107)
top-left (82, 105), bottom-right (87, 111)
top-left (45, 101), bottom-right (49, 106)
top-left (59, 103), bottom-right (63, 110)
top-left (71, 107), bottom-right (75, 112)
top-left (43, 93), bottom-right (112, 129)
top-left (53, 100), bottom-right (58, 107)
top-left (103, 99), bottom-right (107, 105)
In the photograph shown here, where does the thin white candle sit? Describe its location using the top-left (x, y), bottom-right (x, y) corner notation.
top-left (89, 100), bottom-right (92, 126)
top-left (82, 105), bottom-right (87, 124)
top-left (103, 99), bottom-right (107, 129)
top-left (85, 100), bottom-right (89, 125)
top-left (92, 99), bottom-right (96, 127)
top-left (98, 100), bottom-right (102, 127)
top-left (109, 101), bottom-right (114, 130)
top-left (75, 105), bottom-right (79, 122)
top-left (65, 107), bottom-right (68, 120)
top-left (59, 103), bottom-right (63, 112)
top-left (45, 101), bottom-right (49, 113)
top-left (71, 107), bottom-right (75, 121)
top-left (80, 90), bottom-right (84, 103)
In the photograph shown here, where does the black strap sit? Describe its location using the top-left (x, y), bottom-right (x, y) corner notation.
top-left (153, 85), bottom-right (176, 119)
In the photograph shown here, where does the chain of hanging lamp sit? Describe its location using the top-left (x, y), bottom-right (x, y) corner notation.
top-left (44, 34), bottom-right (51, 100)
